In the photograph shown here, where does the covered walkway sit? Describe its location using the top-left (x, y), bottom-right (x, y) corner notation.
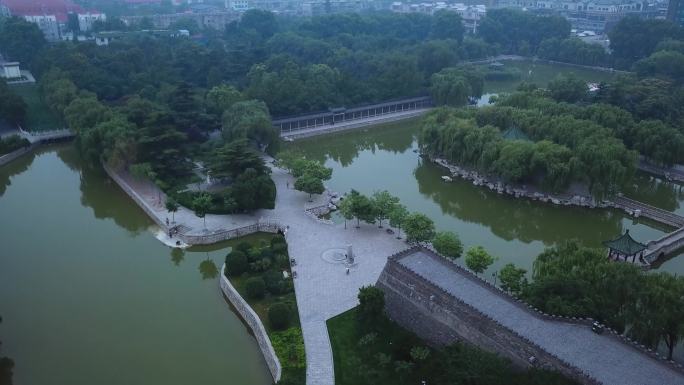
top-left (274, 96), bottom-right (433, 134)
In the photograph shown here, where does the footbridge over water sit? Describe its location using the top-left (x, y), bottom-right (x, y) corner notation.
top-left (612, 196), bottom-right (684, 265)
top-left (613, 196), bottom-right (684, 228)
top-left (642, 227), bottom-right (684, 264)
top-left (274, 96), bottom-right (433, 139)
top-left (19, 127), bottom-right (74, 144)
top-left (377, 247), bottom-right (684, 385)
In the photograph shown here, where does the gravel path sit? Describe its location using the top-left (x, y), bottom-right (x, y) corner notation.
top-left (399, 251), bottom-right (684, 385)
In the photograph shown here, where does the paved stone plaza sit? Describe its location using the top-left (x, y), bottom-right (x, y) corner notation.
top-left (116, 159), bottom-right (684, 385)
top-left (117, 161), bottom-right (407, 385)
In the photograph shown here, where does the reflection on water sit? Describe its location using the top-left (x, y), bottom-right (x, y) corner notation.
top-left (0, 146), bottom-right (272, 385)
top-left (481, 59), bottom-right (616, 93)
top-left (171, 248), bottom-right (185, 266)
top-left (0, 150), bottom-right (35, 196)
top-left (199, 258), bottom-right (220, 280)
top-left (414, 160), bottom-right (625, 244)
top-left (623, 173), bottom-right (684, 216)
top-left (289, 119), bottom-right (679, 274)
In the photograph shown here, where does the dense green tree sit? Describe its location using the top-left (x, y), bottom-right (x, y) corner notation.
top-left (338, 194), bottom-right (355, 229)
top-left (430, 10), bottom-right (464, 42)
top-left (625, 120), bottom-right (684, 166)
top-left (86, 114), bottom-right (138, 167)
top-left (63, 96), bottom-right (112, 134)
top-left (208, 139), bottom-right (268, 180)
top-left (370, 190), bottom-right (399, 228)
top-left (490, 140), bottom-right (535, 183)
top-left (136, 111), bottom-right (193, 186)
top-left (537, 37), bottom-right (608, 67)
top-left (464, 246), bottom-right (496, 275)
top-left (240, 9), bottom-right (279, 39)
top-left (421, 99), bottom-right (638, 199)
top-left (245, 276), bottom-right (266, 299)
top-left (388, 203), bottom-right (409, 239)
top-left (498, 263), bottom-right (527, 295)
top-left (347, 190), bottom-right (376, 227)
top-left (222, 100), bottom-right (279, 154)
top-left (357, 286), bottom-right (385, 328)
top-left (285, 157), bottom-right (332, 181)
top-left (0, 17), bottom-right (46, 66)
top-left (230, 168), bottom-right (276, 211)
top-left (416, 40), bottom-right (459, 76)
top-left (478, 9), bottom-right (570, 54)
top-left (294, 174), bottom-right (325, 200)
top-left (629, 273), bottom-right (684, 360)
top-left (41, 75), bottom-right (79, 118)
top-left (0, 81), bottom-right (26, 125)
top-left (548, 74), bottom-right (587, 103)
top-left (192, 193), bottom-right (212, 228)
top-left (169, 82), bottom-right (211, 140)
top-left (0, 135), bottom-right (30, 157)
top-left (432, 231), bottom-right (463, 259)
top-left (608, 16), bottom-right (682, 68)
top-left (634, 50), bottom-right (684, 84)
top-left (403, 212), bottom-right (436, 244)
top-left (268, 303), bottom-right (291, 330)
top-left (165, 197), bottom-right (179, 223)
top-left (225, 250), bottom-right (248, 276)
top-left (430, 66), bottom-right (484, 106)
top-left (206, 85), bottom-right (244, 116)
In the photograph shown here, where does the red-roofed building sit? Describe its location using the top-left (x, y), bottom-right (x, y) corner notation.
top-left (1, 0), bottom-right (82, 21)
top-left (0, 0), bottom-right (105, 40)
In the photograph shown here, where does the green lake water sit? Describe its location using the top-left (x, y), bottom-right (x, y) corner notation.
top-left (288, 120), bottom-right (684, 276)
top-left (2, 59), bottom-right (683, 383)
top-left (0, 147), bottom-right (272, 385)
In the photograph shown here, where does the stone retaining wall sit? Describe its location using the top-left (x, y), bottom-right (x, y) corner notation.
top-left (0, 145), bottom-right (34, 167)
top-left (178, 222), bottom-right (282, 245)
top-left (102, 163), bottom-right (166, 228)
top-left (377, 259), bottom-right (600, 385)
top-left (378, 247), bottom-right (684, 383)
top-left (220, 265), bottom-right (282, 383)
top-left (103, 162), bottom-right (285, 245)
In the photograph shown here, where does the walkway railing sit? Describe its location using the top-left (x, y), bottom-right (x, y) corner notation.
top-left (614, 196), bottom-right (684, 228)
top-left (18, 125), bottom-right (74, 143)
top-left (177, 221), bottom-right (284, 245)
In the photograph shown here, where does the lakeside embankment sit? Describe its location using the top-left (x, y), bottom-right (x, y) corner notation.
top-left (431, 157), bottom-right (684, 267)
top-left (220, 265), bottom-right (282, 383)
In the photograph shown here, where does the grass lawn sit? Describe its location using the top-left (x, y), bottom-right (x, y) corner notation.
top-left (328, 308), bottom-right (430, 385)
top-left (11, 84), bottom-right (62, 132)
top-left (328, 307), bottom-right (579, 385)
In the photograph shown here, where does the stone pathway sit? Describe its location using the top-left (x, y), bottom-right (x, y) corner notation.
top-left (399, 252), bottom-right (684, 385)
top-left (115, 162), bottom-right (408, 385)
